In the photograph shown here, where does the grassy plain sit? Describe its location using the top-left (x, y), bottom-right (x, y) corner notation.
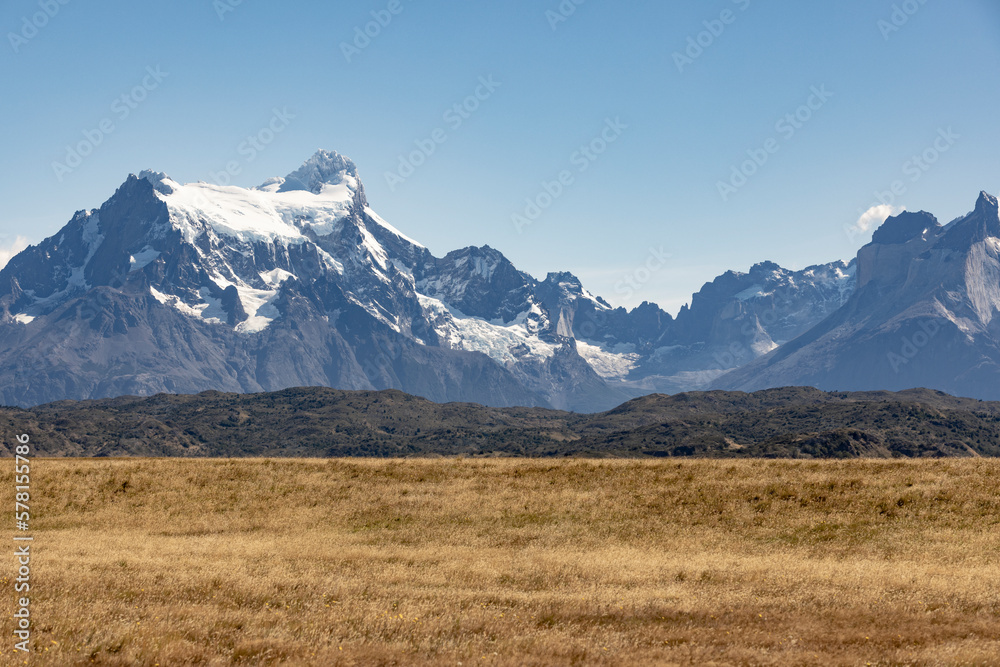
top-left (2, 458), bottom-right (1000, 665)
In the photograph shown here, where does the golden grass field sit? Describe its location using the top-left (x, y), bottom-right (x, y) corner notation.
top-left (3, 458), bottom-right (1000, 666)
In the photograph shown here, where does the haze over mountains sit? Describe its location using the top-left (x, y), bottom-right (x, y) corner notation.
top-left (0, 150), bottom-right (996, 410)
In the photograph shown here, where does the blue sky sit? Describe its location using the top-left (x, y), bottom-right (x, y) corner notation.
top-left (2, 0), bottom-right (998, 313)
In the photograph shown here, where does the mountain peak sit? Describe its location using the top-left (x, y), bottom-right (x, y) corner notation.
top-left (138, 169), bottom-right (175, 195)
top-left (748, 261), bottom-right (783, 275)
top-left (539, 272), bottom-right (611, 310)
top-left (544, 271), bottom-right (582, 286)
top-left (939, 191), bottom-right (1000, 249)
top-left (976, 190), bottom-right (998, 214)
top-left (870, 210), bottom-right (940, 246)
top-left (277, 150), bottom-right (360, 195)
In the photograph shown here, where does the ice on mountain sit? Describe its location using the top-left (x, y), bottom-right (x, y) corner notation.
top-left (735, 284), bottom-right (770, 301)
top-left (150, 286), bottom-right (222, 324)
top-left (129, 246), bottom-right (161, 272)
top-left (417, 293), bottom-right (558, 364)
top-left (575, 340), bottom-right (639, 380)
top-left (259, 268), bottom-right (297, 287)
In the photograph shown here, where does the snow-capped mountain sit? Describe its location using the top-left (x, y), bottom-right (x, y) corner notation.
top-left (0, 150), bottom-right (856, 409)
top-left (716, 193), bottom-right (1000, 399)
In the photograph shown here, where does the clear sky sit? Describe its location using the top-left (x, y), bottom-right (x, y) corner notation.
top-left (2, 0), bottom-right (999, 314)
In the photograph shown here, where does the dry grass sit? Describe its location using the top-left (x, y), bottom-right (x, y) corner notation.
top-left (3, 458), bottom-right (1000, 666)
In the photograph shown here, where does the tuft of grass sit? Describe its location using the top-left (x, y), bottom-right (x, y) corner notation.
top-left (3, 458), bottom-right (1000, 665)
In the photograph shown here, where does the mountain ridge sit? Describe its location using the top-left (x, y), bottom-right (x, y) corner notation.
top-left (1, 149), bottom-right (992, 409)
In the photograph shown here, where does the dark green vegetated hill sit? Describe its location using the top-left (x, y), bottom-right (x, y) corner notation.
top-left (2, 386), bottom-right (998, 458)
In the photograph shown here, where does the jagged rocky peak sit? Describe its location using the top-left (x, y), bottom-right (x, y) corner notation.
top-left (540, 272), bottom-right (610, 307)
top-left (448, 245), bottom-right (528, 287)
top-left (936, 191), bottom-right (999, 250)
top-left (976, 190), bottom-right (999, 214)
top-left (543, 271), bottom-right (582, 292)
top-left (748, 260), bottom-right (783, 275)
top-left (544, 271), bottom-right (581, 286)
top-left (137, 169), bottom-right (175, 195)
top-left (444, 244), bottom-right (508, 272)
top-left (870, 210), bottom-right (940, 246)
top-left (276, 149), bottom-right (361, 196)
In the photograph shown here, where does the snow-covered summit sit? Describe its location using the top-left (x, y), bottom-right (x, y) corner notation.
top-left (138, 169), bottom-right (175, 195)
top-left (154, 175), bottom-right (360, 245)
top-left (132, 151), bottom-right (416, 255)
top-left (276, 149), bottom-right (360, 196)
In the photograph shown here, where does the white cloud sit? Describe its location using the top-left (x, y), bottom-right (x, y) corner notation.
top-left (847, 205), bottom-right (904, 244)
top-left (0, 236), bottom-right (31, 271)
